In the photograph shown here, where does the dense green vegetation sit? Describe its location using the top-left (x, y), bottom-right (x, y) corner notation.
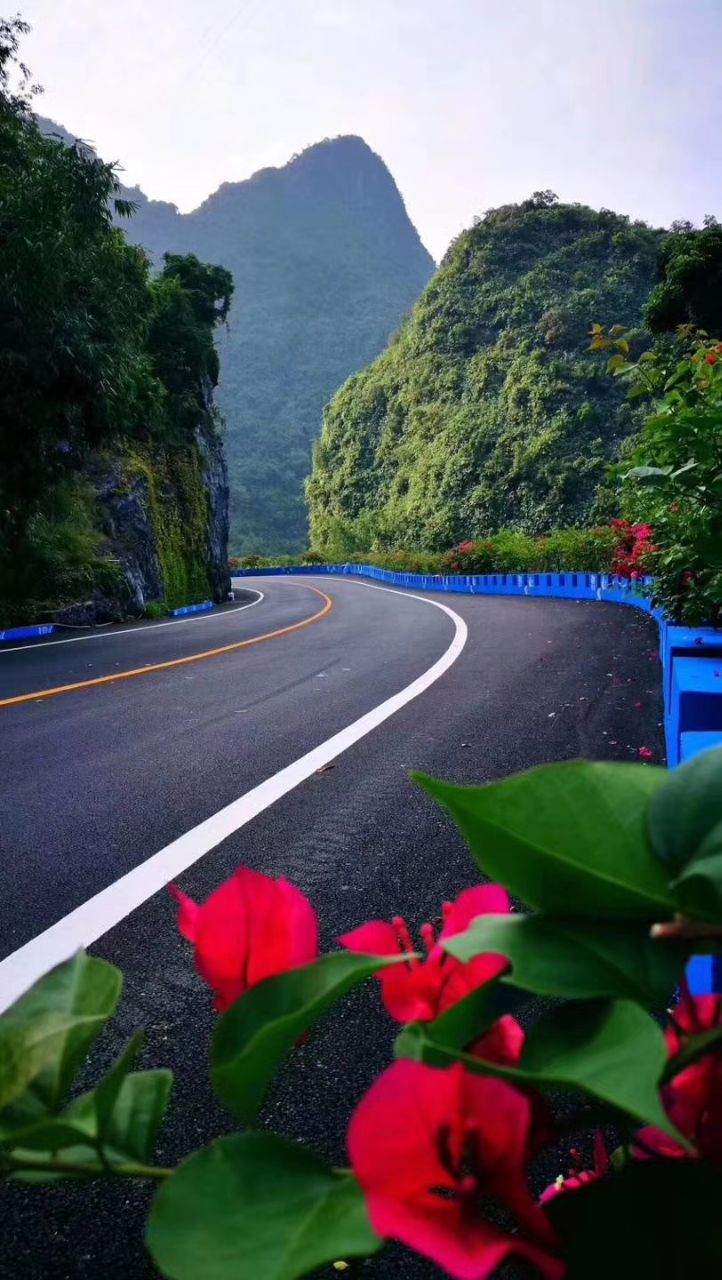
top-left (0, 20), bottom-right (233, 623)
top-left (101, 132), bottom-right (434, 553)
top-left (308, 193), bottom-right (662, 551)
top-left (230, 524), bottom-right (620, 576)
top-left (645, 219), bottom-right (722, 335)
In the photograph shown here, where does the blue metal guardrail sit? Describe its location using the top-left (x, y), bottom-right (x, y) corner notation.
top-left (236, 563), bottom-right (722, 994)
top-left (169, 601), bottom-right (214, 618)
top-left (0, 623), bottom-right (55, 642)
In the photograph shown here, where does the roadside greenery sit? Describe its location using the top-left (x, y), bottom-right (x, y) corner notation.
top-left (592, 324), bottom-right (722, 625)
top-left (0, 18), bottom-right (233, 622)
top-left (4, 749), bottom-right (722, 1277)
top-left (230, 525), bottom-right (620, 576)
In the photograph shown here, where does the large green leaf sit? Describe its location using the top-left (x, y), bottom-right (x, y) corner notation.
top-left (0, 953), bottom-right (122, 1121)
top-left (648, 747), bottom-right (722, 876)
top-left (673, 853), bottom-right (722, 922)
top-left (415, 762), bottom-right (672, 919)
top-left (548, 1160), bottom-right (722, 1278)
top-left (212, 952), bottom-right (407, 1124)
top-left (146, 1134), bottom-right (381, 1280)
top-left (396, 1000), bottom-right (683, 1140)
top-left (444, 914), bottom-right (686, 1006)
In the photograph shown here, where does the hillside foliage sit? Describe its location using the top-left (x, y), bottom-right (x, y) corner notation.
top-left (0, 21), bottom-right (232, 620)
top-left (307, 195), bottom-right (662, 552)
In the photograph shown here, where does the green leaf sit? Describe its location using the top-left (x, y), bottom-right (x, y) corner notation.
top-left (673, 854), bottom-right (722, 922)
top-left (72, 1032), bottom-right (144, 1143)
top-left (212, 952), bottom-right (408, 1124)
top-left (607, 354), bottom-right (628, 373)
top-left (422, 979), bottom-right (528, 1051)
top-left (146, 1134), bottom-right (381, 1280)
top-left (648, 747), bottom-right (722, 875)
top-left (0, 953), bottom-right (122, 1120)
top-left (396, 1000), bottom-right (683, 1140)
top-left (665, 359), bottom-right (692, 391)
top-left (623, 464), bottom-right (673, 483)
top-left (444, 914), bottom-right (686, 1006)
top-left (1, 1053), bottom-right (171, 1172)
top-left (548, 1160), bottom-right (722, 1279)
top-left (415, 762), bottom-right (672, 919)
top-left (101, 1070), bottom-right (172, 1163)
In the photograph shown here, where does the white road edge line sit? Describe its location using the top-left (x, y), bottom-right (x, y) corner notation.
top-left (0, 591), bottom-right (265, 655)
top-left (0, 579), bottom-right (467, 1011)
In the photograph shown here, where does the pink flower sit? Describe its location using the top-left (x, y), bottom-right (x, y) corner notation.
top-left (638, 746), bottom-right (654, 760)
top-left (170, 866), bottom-right (319, 1012)
top-left (340, 886), bottom-right (510, 1023)
top-left (348, 1061), bottom-right (562, 1280)
top-left (541, 1132), bottom-right (610, 1203)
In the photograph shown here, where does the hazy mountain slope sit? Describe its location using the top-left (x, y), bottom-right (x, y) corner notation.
top-left (37, 120), bottom-right (434, 552)
top-left (308, 196), bottom-right (662, 551)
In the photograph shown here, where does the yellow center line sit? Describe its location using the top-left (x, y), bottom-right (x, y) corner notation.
top-left (0, 585), bottom-right (333, 709)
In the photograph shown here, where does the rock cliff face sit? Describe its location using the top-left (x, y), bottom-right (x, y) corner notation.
top-left (54, 398), bottom-right (230, 626)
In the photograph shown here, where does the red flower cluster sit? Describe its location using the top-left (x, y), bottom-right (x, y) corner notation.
top-left (348, 1061), bottom-right (563, 1280)
top-left (169, 865), bottom-right (722, 1279)
top-left (340, 886), bottom-right (510, 1022)
top-left (636, 989), bottom-right (722, 1162)
top-left (610, 518), bottom-right (657, 581)
top-left (170, 867), bottom-right (318, 1011)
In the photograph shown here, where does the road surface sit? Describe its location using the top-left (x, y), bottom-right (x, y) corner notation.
top-left (0, 575), bottom-right (664, 1279)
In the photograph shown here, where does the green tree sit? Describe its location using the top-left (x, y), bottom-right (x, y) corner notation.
top-left (0, 19), bottom-right (156, 568)
top-left (148, 255), bottom-right (233, 436)
top-left (646, 223), bottom-right (722, 335)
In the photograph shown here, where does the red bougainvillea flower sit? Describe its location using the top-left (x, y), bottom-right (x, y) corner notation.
top-left (170, 866), bottom-right (319, 1012)
top-left (638, 746), bottom-right (654, 760)
top-left (541, 1131), bottom-right (610, 1203)
top-left (632, 523), bottom-right (654, 541)
top-left (340, 886), bottom-right (510, 1023)
top-left (472, 1014), bottom-right (525, 1066)
top-left (706, 352), bottom-right (717, 365)
top-left (349, 1061), bottom-right (562, 1280)
top-left (636, 991), bottom-right (722, 1162)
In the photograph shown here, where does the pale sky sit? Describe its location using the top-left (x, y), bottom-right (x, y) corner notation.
top-left (19, 0), bottom-right (722, 260)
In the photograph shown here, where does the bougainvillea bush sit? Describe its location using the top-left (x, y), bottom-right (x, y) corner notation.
top-left (592, 325), bottom-right (722, 626)
top-left (3, 749), bottom-right (722, 1278)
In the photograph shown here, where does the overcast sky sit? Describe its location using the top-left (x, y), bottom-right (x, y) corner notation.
top-left (19, 0), bottom-right (722, 260)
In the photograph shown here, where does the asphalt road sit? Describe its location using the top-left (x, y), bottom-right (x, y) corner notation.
top-left (0, 575), bottom-right (665, 1280)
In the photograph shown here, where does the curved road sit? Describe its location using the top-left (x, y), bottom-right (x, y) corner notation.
top-left (0, 576), bottom-right (664, 1280)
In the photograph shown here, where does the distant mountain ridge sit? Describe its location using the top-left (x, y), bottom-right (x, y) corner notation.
top-left (38, 119), bottom-right (435, 551)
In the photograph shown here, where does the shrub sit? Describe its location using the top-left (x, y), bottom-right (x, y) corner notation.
top-left (594, 324), bottom-right (722, 624)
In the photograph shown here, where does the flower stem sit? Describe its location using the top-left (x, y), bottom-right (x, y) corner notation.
top-left (1, 1153), bottom-right (171, 1180)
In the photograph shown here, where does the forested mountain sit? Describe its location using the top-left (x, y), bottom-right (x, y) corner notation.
top-left (308, 195), bottom-right (663, 552)
top-left (38, 119), bottom-right (435, 553)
